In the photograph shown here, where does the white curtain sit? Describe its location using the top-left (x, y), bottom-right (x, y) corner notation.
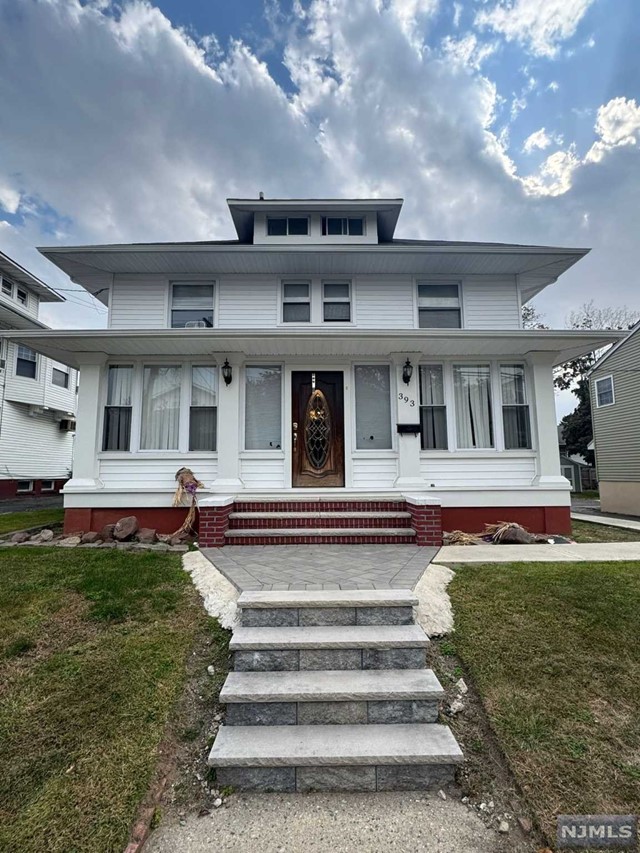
top-left (190, 366), bottom-right (218, 451)
top-left (106, 365), bottom-right (133, 406)
top-left (245, 366), bottom-right (282, 449)
top-left (355, 365), bottom-right (392, 449)
top-left (140, 365), bottom-right (181, 450)
top-left (419, 365), bottom-right (447, 449)
top-left (454, 365), bottom-right (493, 448)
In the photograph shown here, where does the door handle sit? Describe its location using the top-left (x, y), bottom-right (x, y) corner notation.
top-left (292, 422), bottom-right (298, 451)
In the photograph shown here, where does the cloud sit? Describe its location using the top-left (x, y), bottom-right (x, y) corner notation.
top-left (0, 182), bottom-right (20, 215)
top-left (475, 0), bottom-right (596, 58)
top-left (441, 33), bottom-right (496, 70)
top-left (522, 127), bottom-right (563, 153)
top-left (587, 96), bottom-right (640, 158)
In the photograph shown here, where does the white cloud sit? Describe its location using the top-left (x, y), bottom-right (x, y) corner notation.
top-left (0, 183), bottom-right (20, 215)
top-left (521, 148), bottom-right (580, 196)
top-left (475, 0), bottom-right (596, 58)
top-left (441, 33), bottom-right (496, 70)
top-left (590, 96), bottom-right (640, 150)
top-left (522, 127), bottom-right (563, 153)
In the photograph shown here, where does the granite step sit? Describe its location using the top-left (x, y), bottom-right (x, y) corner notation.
top-left (225, 527), bottom-right (417, 539)
top-left (222, 668), bottom-right (444, 725)
top-left (209, 723), bottom-right (463, 792)
top-left (238, 589), bottom-right (418, 609)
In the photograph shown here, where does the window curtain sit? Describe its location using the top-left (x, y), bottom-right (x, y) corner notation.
top-left (419, 365), bottom-right (447, 449)
top-left (355, 365), bottom-right (392, 449)
top-left (107, 365), bottom-right (133, 406)
top-left (103, 366), bottom-right (133, 451)
top-left (140, 365), bottom-right (181, 450)
top-left (245, 366), bottom-right (282, 449)
top-left (190, 366), bottom-right (218, 451)
top-left (500, 365), bottom-right (531, 449)
top-left (453, 365), bottom-right (493, 448)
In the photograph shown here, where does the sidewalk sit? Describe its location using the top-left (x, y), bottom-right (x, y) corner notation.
top-left (434, 542), bottom-right (640, 563)
top-left (571, 512), bottom-right (640, 532)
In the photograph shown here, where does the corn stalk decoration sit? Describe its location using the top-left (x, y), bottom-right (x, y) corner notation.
top-left (171, 467), bottom-right (204, 538)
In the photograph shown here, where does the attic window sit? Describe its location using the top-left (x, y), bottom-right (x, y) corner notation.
top-left (267, 217), bottom-right (309, 236)
top-left (322, 217), bottom-right (364, 236)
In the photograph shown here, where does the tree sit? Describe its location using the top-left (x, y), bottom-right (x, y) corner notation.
top-left (559, 381), bottom-right (594, 464)
top-left (521, 304), bottom-right (548, 329)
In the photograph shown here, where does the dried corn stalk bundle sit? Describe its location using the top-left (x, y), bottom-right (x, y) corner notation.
top-left (171, 467), bottom-right (204, 538)
top-left (484, 521), bottom-right (537, 544)
top-left (443, 530), bottom-right (482, 546)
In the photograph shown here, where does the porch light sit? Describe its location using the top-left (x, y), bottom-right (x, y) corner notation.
top-left (222, 359), bottom-right (233, 386)
top-left (402, 358), bottom-right (413, 385)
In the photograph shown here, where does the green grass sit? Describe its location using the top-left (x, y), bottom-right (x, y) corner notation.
top-left (0, 547), bottom-right (227, 853)
top-left (570, 519), bottom-right (640, 543)
top-left (449, 561), bottom-right (640, 840)
top-left (572, 491), bottom-right (600, 500)
top-left (0, 507), bottom-right (65, 536)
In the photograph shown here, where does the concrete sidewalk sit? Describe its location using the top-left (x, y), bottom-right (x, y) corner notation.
top-left (572, 512), bottom-right (640, 532)
top-left (434, 542), bottom-right (640, 563)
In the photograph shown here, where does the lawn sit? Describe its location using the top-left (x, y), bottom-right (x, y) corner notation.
top-left (0, 507), bottom-right (65, 536)
top-left (0, 547), bottom-right (228, 853)
top-left (570, 519), bottom-right (640, 543)
top-left (449, 561), bottom-right (640, 841)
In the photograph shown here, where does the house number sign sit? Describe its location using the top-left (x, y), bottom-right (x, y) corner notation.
top-left (398, 393), bottom-right (416, 407)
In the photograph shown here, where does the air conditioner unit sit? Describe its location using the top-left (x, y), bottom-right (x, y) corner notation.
top-left (59, 419), bottom-right (77, 432)
top-left (0, 358), bottom-right (5, 370)
top-left (185, 320), bottom-right (206, 328)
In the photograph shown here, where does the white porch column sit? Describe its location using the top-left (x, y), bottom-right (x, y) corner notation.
top-left (65, 354), bottom-right (106, 492)
top-left (530, 354), bottom-right (566, 487)
top-left (213, 354), bottom-right (244, 490)
top-left (392, 352), bottom-right (426, 489)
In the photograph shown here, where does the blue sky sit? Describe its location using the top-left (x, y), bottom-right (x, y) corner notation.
top-left (0, 0), bottom-right (639, 417)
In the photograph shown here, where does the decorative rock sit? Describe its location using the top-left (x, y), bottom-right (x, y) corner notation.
top-left (207, 665), bottom-right (216, 676)
top-left (98, 541), bottom-right (117, 549)
top-left (81, 531), bottom-right (101, 544)
top-left (32, 529), bottom-right (55, 543)
top-left (147, 542), bottom-right (170, 552)
top-left (157, 533), bottom-right (172, 543)
top-left (448, 698), bottom-right (465, 715)
top-left (137, 527), bottom-right (157, 544)
top-left (101, 523), bottom-right (116, 541)
top-left (498, 820), bottom-right (510, 834)
top-left (455, 678), bottom-right (468, 695)
top-left (11, 531), bottom-right (30, 543)
top-left (113, 515), bottom-right (139, 542)
top-left (115, 541), bottom-right (134, 551)
top-left (169, 544), bottom-right (189, 553)
top-left (170, 535), bottom-right (186, 546)
top-left (58, 536), bottom-right (81, 547)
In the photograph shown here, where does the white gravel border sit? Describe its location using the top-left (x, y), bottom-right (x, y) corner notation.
top-left (182, 551), bottom-right (240, 630)
top-left (413, 562), bottom-right (455, 636)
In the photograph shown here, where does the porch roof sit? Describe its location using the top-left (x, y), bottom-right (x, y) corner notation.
top-left (0, 328), bottom-right (624, 370)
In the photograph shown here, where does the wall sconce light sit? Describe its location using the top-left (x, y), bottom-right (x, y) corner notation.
top-left (222, 359), bottom-right (233, 386)
top-left (402, 358), bottom-right (413, 385)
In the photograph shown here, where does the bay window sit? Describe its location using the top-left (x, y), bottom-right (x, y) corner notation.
top-left (500, 364), bottom-right (532, 449)
top-left (140, 365), bottom-right (181, 450)
top-left (419, 365), bottom-right (447, 449)
top-left (354, 365), bottom-right (392, 449)
top-left (453, 364), bottom-right (494, 448)
top-left (190, 366), bottom-right (218, 451)
top-left (245, 366), bottom-right (282, 449)
top-left (103, 365), bottom-right (133, 451)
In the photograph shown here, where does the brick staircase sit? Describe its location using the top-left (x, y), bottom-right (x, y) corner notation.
top-left (208, 589), bottom-right (463, 792)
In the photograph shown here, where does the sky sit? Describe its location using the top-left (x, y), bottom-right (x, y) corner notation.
top-left (0, 0), bottom-right (639, 419)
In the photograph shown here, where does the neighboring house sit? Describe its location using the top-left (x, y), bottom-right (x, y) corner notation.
top-left (0, 197), bottom-right (622, 543)
top-left (557, 424), bottom-right (597, 492)
top-left (0, 251), bottom-right (77, 498)
top-left (590, 320), bottom-right (640, 516)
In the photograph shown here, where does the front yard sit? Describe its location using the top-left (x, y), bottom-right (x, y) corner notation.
top-left (571, 519), bottom-right (640, 543)
top-left (0, 547), bottom-right (227, 853)
top-left (448, 560), bottom-right (640, 841)
top-left (0, 506), bottom-right (64, 536)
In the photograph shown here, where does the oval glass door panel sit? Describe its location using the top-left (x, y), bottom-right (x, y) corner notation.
top-left (304, 389), bottom-right (332, 469)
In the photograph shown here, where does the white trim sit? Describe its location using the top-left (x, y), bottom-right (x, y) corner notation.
top-left (16, 479), bottom-right (34, 493)
top-left (594, 374), bottom-right (615, 408)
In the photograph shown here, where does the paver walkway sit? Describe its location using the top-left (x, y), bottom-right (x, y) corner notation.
top-left (435, 542), bottom-right (640, 562)
top-left (201, 544), bottom-right (438, 590)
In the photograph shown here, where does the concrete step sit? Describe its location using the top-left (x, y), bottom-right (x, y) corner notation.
top-left (222, 669), bottom-right (444, 726)
top-left (209, 723), bottom-right (463, 792)
top-left (238, 588), bottom-right (417, 628)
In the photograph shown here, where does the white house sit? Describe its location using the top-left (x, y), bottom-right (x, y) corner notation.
top-left (0, 198), bottom-right (622, 544)
top-left (0, 251), bottom-right (77, 498)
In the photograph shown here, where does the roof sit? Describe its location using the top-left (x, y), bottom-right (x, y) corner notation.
top-left (588, 319), bottom-right (640, 376)
top-left (0, 250), bottom-right (64, 303)
top-left (0, 327), bottom-right (625, 371)
top-left (0, 300), bottom-right (48, 331)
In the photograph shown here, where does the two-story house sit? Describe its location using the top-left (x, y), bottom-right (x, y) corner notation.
top-left (0, 250), bottom-right (77, 497)
top-left (0, 198), bottom-right (622, 543)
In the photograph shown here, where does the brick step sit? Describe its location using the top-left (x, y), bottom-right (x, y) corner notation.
top-left (209, 723), bottom-right (463, 792)
top-left (239, 588), bottom-right (416, 627)
top-left (229, 511), bottom-right (413, 530)
top-left (222, 669), bottom-right (444, 726)
top-left (225, 527), bottom-right (417, 545)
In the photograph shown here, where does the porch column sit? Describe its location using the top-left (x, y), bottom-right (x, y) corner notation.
top-left (392, 352), bottom-right (426, 489)
top-left (530, 354), bottom-right (566, 487)
top-left (64, 354), bottom-right (106, 492)
top-left (213, 354), bottom-right (244, 490)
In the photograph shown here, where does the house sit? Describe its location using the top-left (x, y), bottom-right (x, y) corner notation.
top-left (0, 251), bottom-right (77, 497)
top-left (589, 320), bottom-right (640, 516)
top-left (0, 197), bottom-right (623, 544)
top-left (557, 424), bottom-right (597, 493)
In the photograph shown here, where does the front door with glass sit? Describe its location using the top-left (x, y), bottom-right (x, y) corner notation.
top-left (291, 371), bottom-right (345, 487)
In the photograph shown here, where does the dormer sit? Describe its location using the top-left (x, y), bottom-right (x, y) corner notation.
top-left (227, 197), bottom-right (403, 245)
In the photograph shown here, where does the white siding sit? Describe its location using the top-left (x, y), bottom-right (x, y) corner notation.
top-left (420, 454), bottom-right (536, 487)
top-left (218, 279), bottom-right (278, 328)
top-left (4, 342), bottom-right (77, 411)
top-left (355, 279), bottom-right (414, 328)
top-left (99, 455), bottom-right (218, 490)
top-left (110, 277), bottom-right (167, 329)
top-left (240, 456), bottom-right (286, 489)
top-left (0, 401), bottom-right (73, 480)
top-left (463, 281), bottom-right (520, 329)
top-left (352, 456), bottom-right (398, 488)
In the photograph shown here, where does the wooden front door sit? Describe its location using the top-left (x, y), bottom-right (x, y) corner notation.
top-left (291, 371), bottom-right (345, 487)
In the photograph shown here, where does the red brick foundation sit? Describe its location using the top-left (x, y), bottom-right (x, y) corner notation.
top-left (441, 505), bottom-right (571, 536)
top-left (64, 507), bottom-right (191, 536)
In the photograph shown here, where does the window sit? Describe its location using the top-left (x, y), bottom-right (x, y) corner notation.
top-left (267, 217), bottom-right (309, 236)
top-left (103, 365), bottom-right (133, 451)
top-left (16, 345), bottom-right (37, 379)
top-left (453, 365), bottom-right (493, 448)
top-left (417, 282), bottom-right (461, 328)
top-left (595, 375), bottom-right (615, 407)
top-left (282, 282), bottom-right (311, 323)
top-left (140, 365), bottom-right (181, 450)
top-left (354, 365), bottom-right (392, 449)
top-left (17, 288), bottom-right (27, 306)
top-left (500, 364), bottom-right (532, 449)
top-left (190, 366), bottom-right (218, 451)
top-left (41, 480), bottom-right (55, 491)
top-left (1, 278), bottom-right (12, 297)
top-left (419, 365), bottom-right (447, 449)
top-left (321, 217), bottom-right (364, 236)
top-left (52, 367), bottom-right (69, 388)
top-left (323, 281), bottom-right (351, 322)
top-left (245, 366), bottom-right (282, 449)
top-left (170, 282), bottom-right (214, 328)
top-left (17, 480), bottom-right (34, 493)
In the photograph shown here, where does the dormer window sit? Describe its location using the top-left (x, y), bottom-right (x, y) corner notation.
top-left (322, 217), bottom-right (364, 236)
top-left (267, 217), bottom-right (309, 236)
top-left (1, 278), bottom-right (12, 297)
top-left (17, 288), bottom-right (28, 306)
